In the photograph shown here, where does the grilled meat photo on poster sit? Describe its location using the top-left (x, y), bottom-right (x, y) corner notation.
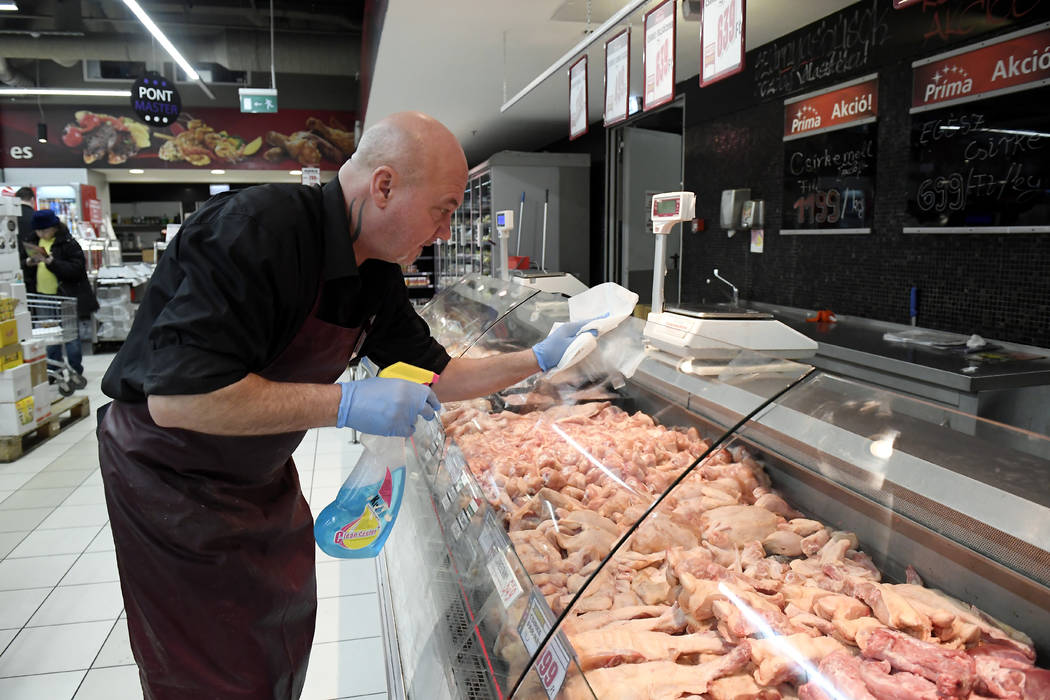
top-left (156, 115), bottom-right (262, 166)
top-left (263, 116), bottom-right (356, 166)
top-left (0, 106), bottom-right (357, 170)
top-left (61, 111), bottom-right (151, 165)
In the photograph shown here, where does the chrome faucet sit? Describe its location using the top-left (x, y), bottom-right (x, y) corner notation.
top-left (712, 268), bottom-right (738, 307)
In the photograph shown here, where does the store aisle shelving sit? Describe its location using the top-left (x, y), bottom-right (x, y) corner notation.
top-left (0, 353), bottom-right (388, 700)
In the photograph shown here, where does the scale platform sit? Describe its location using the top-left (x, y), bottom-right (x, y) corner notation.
top-left (664, 305), bottom-right (773, 320)
top-left (511, 271), bottom-right (588, 296)
top-left (644, 310), bottom-right (817, 360)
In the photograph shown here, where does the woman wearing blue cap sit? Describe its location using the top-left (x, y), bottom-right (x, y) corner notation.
top-left (22, 209), bottom-right (99, 376)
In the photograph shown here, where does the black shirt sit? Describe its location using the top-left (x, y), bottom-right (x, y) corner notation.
top-left (102, 178), bottom-right (450, 402)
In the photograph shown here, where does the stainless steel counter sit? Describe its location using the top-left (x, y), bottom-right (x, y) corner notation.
top-left (746, 302), bottom-right (1050, 438)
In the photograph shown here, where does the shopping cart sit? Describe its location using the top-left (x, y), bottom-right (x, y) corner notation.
top-left (26, 293), bottom-right (87, 397)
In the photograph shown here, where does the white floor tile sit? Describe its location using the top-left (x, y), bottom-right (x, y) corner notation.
top-left (0, 487), bottom-right (75, 510)
top-left (64, 484), bottom-right (107, 506)
top-left (60, 550), bottom-right (120, 586)
top-left (0, 588), bottom-right (51, 629)
top-left (74, 664), bottom-right (143, 700)
top-left (313, 593), bottom-right (382, 644)
top-left (0, 531), bottom-right (28, 559)
top-left (44, 452), bottom-right (99, 473)
top-left (315, 559), bottom-right (379, 599)
top-left (300, 638), bottom-right (386, 700)
top-left (7, 524), bottom-right (102, 558)
top-left (83, 472), bottom-right (104, 486)
top-left (85, 525), bottom-right (115, 553)
top-left (0, 628), bottom-right (16, 653)
top-left (0, 620), bottom-right (111, 675)
top-left (0, 670), bottom-right (86, 700)
top-left (29, 581), bottom-right (124, 627)
top-left (38, 504), bottom-right (110, 530)
top-left (0, 473), bottom-right (33, 491)
top-left (92, 620), bottom-right (135, 668)
top-left (0, 508), bottom-right (54, 533)
top-left (0, 554), bottom-right (77, 591)
top-left (21, 470), bottom-right (92, 490)
top-left (0, 456), bottom-right (51, 475)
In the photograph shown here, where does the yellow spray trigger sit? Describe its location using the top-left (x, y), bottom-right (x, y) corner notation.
top-left (378, 362), bottom-right (438, 386)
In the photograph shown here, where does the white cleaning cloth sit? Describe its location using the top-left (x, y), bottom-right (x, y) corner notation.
top-left (548, 283), bottom-right (638, 376)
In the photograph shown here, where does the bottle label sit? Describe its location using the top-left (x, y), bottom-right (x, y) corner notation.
top-left (332, 468), bottom-right (393, 550)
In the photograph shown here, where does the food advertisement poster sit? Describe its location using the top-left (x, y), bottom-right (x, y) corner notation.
top-left (0, 106), bottom-right (356, 170)
top-left (604, 28), bottom-right (630, 126)
top-left (569, 56), bottom-right (589, 140)
top-left (643, 0), bottom-right (676, 111)
top-left (700, 0), bottom-right (745, 87)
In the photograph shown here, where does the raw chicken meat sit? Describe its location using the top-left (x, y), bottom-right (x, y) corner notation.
top-left (562, 644), bottom-right (751, 700)
top-left (860, 627), bottom-right (976, 697)
top-left (570, 628), bottom-right (726, 669)
top-left (438, 399), bottom-right (1046, 700)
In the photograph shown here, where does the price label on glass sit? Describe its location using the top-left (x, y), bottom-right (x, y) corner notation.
top-left (516, 590), bottom-right (571, 699)
top-left (486, 549), bottom-right (524, 608)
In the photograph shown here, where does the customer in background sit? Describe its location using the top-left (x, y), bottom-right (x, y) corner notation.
top-left (14, 187), bottom-right (35, 243)
top-left (21, 209), bottom-right (99, 376)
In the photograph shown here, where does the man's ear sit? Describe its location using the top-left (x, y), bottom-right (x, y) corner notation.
top-left (370, 166), bottom-right (395, 208)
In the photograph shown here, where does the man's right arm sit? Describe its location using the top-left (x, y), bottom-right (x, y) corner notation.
top-left (148, 374), bottom-right (341, 435)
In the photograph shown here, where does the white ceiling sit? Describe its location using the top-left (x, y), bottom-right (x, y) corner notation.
top-left (366, 0), bottom-right (859, 166)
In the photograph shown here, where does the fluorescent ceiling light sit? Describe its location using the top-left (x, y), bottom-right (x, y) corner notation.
top-left (0, 87), bottom-right (131, 97)
top-left (129, 169), bottom-right (145, 174)
top-left (121, 0), bottom-right (199, 81)
top-left (288, 170), bottom-right (302, 175)
top-left (210, 169), bottom-right (226, 175)
top-left (0, 2), bottom-right (20, 12)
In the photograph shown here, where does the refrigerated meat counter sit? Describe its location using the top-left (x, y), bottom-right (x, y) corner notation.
top-left (377, 276), bottom-right (1050, 700)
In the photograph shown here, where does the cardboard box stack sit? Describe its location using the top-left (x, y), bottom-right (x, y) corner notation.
top-left (0, 196), bottom-right (45, 436)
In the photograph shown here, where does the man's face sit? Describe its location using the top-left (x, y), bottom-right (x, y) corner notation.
top-left (386, 166), bottom-right (465, 265)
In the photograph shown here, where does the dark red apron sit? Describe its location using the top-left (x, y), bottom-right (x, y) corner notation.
top-left (98, 298), bottom-right (365, 700)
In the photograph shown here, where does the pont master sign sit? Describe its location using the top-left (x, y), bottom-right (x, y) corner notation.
top-left (130, 72), bottom-right (181, 127)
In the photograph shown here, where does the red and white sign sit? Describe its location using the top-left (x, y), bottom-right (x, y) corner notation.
top-left (700, 0), bottom-right (745, 86)
top-left (604, 28), bottom-right (630, 126)
top-left (644, 0), bottom-right (676, 111)
top-left (569, 56), bottom-right (588, 140)
top-left (300, 167), bottom-right (321, 186)
top-left (784, 74), bottom-right (879, 140)
top-left (911, 21), bottom-right (1050, 113)
top-left (87, 199), bottom-right (102, 225)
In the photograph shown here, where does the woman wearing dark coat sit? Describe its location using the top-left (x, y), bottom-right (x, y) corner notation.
top-left (21, 209), bottom-right (99, 376)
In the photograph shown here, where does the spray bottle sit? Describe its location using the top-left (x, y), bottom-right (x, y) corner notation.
top-left (314, 362), bottom-right (438, 559)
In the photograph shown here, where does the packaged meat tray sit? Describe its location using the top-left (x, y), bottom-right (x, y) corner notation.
top-left (378, 284), bottom-right (1050, 700)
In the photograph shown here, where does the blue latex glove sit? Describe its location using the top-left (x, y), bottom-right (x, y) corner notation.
top-left (532, 314), bottom-right (607, 372)
top-left (337, 378), bottom-right (441, 437)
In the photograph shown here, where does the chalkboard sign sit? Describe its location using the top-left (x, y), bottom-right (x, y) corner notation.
top-left (782, 123), bottom-right (876, 234)
top-left (752, 3), bottom-right (891, 101)
top-left (904, 86), bottom-right (1050, 233)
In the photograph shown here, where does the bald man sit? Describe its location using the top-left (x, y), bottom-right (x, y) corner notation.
top-left (96, 112), bottom-right (594, 699)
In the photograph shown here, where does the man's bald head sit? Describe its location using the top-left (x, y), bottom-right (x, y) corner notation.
top-left (348, 111), bottom-right (466, 185)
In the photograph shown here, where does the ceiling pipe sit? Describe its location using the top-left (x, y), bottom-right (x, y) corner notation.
top-left (0, 56), bottom-right (34, 87)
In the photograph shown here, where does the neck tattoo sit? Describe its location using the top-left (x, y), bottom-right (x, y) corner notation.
top-left (348, 198), bottom-right (365, 244)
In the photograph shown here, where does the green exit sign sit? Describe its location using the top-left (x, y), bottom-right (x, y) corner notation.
top-left (238, 88), bottom-right (278, 113)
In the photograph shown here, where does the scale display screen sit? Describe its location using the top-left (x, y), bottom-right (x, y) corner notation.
top-left (496, 212), bottom-right (505, 226)
top-left (654, 197), bottom-right (680, 216)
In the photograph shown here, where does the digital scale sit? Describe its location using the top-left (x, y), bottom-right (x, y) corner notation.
top-left (642, 191), bottom-right (817, 359)
top-left (496, 208), bottom-right (589, 296)
top-left (0, 196), bottom-right (22, 275)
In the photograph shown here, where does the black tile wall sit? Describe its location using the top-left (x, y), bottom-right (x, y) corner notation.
top-left (539, 1), bottom-right (1050, 347)
top-left (679, 1), bottom-right (1050, 348)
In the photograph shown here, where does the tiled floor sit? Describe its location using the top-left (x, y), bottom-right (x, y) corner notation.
top-left (0, 353), bottom-right (388, 700)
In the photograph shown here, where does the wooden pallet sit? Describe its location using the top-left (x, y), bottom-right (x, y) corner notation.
top-left (0, 395), bottom-right (91, 462)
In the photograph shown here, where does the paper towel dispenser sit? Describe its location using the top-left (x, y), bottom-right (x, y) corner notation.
top-left (720, 189), bottom-right (750, 237)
